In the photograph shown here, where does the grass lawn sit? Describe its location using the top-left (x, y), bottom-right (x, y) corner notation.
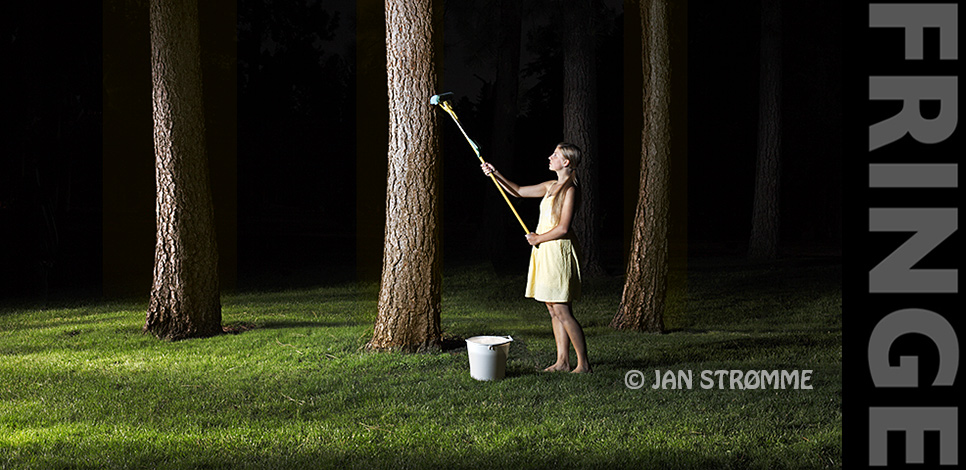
top-left (0, 258), bottom-right (841, 469)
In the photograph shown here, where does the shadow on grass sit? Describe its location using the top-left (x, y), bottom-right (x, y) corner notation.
top-left (258, 319), bottom-right (360, 330)
top-left (598, 331), bottom-right (841, 371)
top-left (676, 259), bottom-right (841, 332)
top-left (0, 314), bottom-right (120, 334)
top-left (687, 257), bottom-right (841, 296)
top-left (229, 288), bottom-right (376, 305)
top-left (0, 287), bottom-right (109, 317)
top-left (16, 439), bottom-right (746, 470)
top-left (441, 336), bottom-right (466, 352)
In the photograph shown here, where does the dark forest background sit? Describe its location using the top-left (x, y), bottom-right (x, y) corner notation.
top-left (2, 0), bottom-right (841, 303)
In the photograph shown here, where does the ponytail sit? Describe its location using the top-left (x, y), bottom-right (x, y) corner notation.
top-left (550, 143), bottom-right (582, 223)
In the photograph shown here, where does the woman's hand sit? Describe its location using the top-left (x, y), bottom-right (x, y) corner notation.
top-left (525, 232), bottom-right (541, 246)
top-left (481, 162), bottom-right (496, 176)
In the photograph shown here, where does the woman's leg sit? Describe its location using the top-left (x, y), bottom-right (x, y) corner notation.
top-left (551, 302), bottom-right (591, 373)
top-left (544, 303), bottom-right (572, 371)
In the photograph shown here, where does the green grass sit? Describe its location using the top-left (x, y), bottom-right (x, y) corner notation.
top-left (0, 259), bottom-right (841, 469)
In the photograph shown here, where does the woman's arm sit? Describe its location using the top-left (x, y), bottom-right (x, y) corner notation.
top-left (526, 186), bottom-right (577, 246)
top-left (481, 162), bottom-right (552, 198)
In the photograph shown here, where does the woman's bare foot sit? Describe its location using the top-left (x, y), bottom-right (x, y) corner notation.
top-left (543, 363), bottom-right (571, 372)
top-left (570, 365), bottom-right (592, 374)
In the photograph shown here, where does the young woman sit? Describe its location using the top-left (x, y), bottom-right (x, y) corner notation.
top-left (481, 143), bottom-right (591, 373)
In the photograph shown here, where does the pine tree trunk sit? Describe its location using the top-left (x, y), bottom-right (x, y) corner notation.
top-left (145, 0), bottom-right (221, 340)
top-left (563, 0), bottom-right (605, 277)
top-left (748, 0), bottom-right (782, 260)
top-left (367, 0), bottom-right (442, 352)
top-left (611, 0), bottom-right (670, 333)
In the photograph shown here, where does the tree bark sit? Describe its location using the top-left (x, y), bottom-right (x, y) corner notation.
top-left (748, 0), bottom-right (782, 260)
top-left (563, 0), bottom-right (605, 276)
top-left (611, 0), bottom-right (670, 333)
top-left (367, 0), bottom-right (442, 352)
top-left (145, 0), bottom-right (222, 340)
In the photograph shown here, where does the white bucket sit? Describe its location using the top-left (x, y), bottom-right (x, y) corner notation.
top-left (465, 335), bottom-right (513, 381)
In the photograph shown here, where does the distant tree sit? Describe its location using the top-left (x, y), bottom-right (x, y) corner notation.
top-left (562, 0), bottom-right (605, 277)
top-left (610, 0), bottom-right (671, 333)
top-left (487, 0), bottom-right (523, 262)
top-left (367, 0), bottom-right (442, 352)
top-left (144, 0), bottom-right (222, 340)
top-left (237, 0), bottom-right (343, 118)
top-left (446, 0), bottom-right (525, 263)
top-left (5, 3), bottom-right (100, 301)
top-left (491, 0), bottom-right (523, 154)
top-left (236, 0), bottom-right (347, 214)
top-left (748, 0), bottom-right (782, 260)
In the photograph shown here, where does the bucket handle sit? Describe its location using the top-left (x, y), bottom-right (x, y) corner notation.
top-left (488, 335), bottom-right (513, 350)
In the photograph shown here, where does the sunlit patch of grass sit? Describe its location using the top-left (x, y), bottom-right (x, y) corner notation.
top-left (1, 259), bottom-right (841, 468)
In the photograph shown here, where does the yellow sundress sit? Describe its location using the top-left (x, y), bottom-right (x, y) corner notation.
top-left (525, 186), bottom-right (582, 302)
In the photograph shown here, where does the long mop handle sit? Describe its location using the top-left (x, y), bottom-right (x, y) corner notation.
top-left (439, 102), bottom-right (531, 235)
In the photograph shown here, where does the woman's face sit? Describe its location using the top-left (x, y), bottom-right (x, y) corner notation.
top-left (548, 147), bottom-right (569, 171)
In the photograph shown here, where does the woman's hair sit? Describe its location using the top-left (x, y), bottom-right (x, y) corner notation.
top-left (550, 142), bottom-right (581, 224)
